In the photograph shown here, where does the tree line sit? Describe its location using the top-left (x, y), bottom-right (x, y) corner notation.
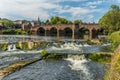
top-left (45, 16), bottom-right (83, 25)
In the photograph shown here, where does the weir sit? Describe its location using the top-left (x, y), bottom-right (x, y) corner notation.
top-left (7, 44), bottom-right (17, 51)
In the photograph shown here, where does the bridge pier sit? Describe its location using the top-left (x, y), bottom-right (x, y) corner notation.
top-left (57, 29), bottom-right (60, 40)
top-left (72, 29), bottom-right (75, 41)
top-left (45, 30), bottom-right (47, 36)
top-left (89, 29), bottom-right (92, 40)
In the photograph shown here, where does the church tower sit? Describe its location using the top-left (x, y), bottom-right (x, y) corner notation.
top-left (38, 17), bottom-right (41, 25)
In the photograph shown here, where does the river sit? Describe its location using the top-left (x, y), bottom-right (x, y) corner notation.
top-left (0, 35), bottom-right (111, 80)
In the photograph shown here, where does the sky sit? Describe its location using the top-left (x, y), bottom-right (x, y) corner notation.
top-left (0, 0), bottom-right (120, 22)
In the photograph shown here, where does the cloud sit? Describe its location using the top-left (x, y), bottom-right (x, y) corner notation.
top-left (117, 0), bottom-right (120, 3)
top-left (0, 0), bottom-right (62, 20)
top-left (0, 0), bottom-right (88, 20)
top-left (0, 0), bottom-right (108, 22)
top-left (56, 6), bottom-right (101, 17)
top-left (86, 1), bottom-right (102, 6)
top-left (89, 5), bottom-right (97, 9)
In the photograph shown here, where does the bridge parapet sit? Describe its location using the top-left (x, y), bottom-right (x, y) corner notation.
top-left (79, 23), bottom-right (99, 30)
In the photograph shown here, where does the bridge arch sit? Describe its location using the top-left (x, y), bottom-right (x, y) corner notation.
top-left (92, 28), bottom-right (98, 38)
top-left (37, 27), bottom-right (45, 36)
top-left (50, 27), bottom-right (57, 36)
top-left (79, 28), bottom-right (89, 39)
top-left (64, 27), bottom-right (72, 36)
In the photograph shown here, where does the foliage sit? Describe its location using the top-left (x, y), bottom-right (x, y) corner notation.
top-left (41, 50), bottom-right (48, 58)
top-left (46, 16), bottom-right (73, 25)
top-left (21, 42), bottom-right (29, 50)
top-left (16, 42), bottom-right (21, 49)
top-left (0, 19), bottom-right (14, 28)
top-left (2, 29), bottom-right (30, 35)
top-left (0, 44), bottom-right (8, 51)
top-left (89, 53), bottom-right (112, 64)
top-left (99, 4), bottom-right (120, 34)
top-left (41, 51), bottom-right (68, 60)
top-left (74, 20), bottom-right (83, 24)
top-left (45, 53), bottom-right (68, 60)
top-left (16, 42), bottom-right (29, 50)
top-left (39, 41), bottom-right (48, 48)
top-left (108, 31), bottom-right (120, 50)
top-left (104, 54), bottom-right (120, 80)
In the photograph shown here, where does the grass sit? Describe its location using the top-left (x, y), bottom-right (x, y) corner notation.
top-left (104, 54), bottom-right (120, 80)
top-left (108, 31), bottom-right (120, 51)
top-left (108, 31), bottom-right (120, 43)
top-left (89, 53), bottom-right (112, 64)
top-left (2, 29), bottom-right (31, 35)
top-left (41, 50), bottom-right (68, 60)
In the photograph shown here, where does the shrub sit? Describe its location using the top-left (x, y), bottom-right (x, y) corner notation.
top-left (41, 50), bottom-right (48, 58)
top-left (2, 29), bottom-right (29, 35)
top-left (21, 42), bottom-right (28, 50)
top-left (46, 53), bottom-right (67, 60)
top-left (1, 44), bottom-right (8, 51)
top-left (39, 41), bottom-right (48, 48)
top-left (108, 31), bottom-right (120, 51)
top-left (89, 53), bottom-right (111, 64)
top-left (111, 41), bottom-right (120, 51)
top-left (105, 54), bottom-right (120, 80)
top-left (41, 51), bottom-right (68, 60)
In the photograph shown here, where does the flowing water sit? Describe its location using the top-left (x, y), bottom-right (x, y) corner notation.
top-left (0, 35), bottom-right (110, 80)
top-left (2, 55), bottom-right (106, 80)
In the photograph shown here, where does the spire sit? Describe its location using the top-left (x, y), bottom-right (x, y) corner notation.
top-left (38, 16), bottom-right (41, 25)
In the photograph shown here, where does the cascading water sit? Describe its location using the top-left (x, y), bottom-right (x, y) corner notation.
top-left (7, 44), bottom-right (17, 51)
top-left (65, 55), bottom-right (94, 80)
top-left (47, 42), bottom-right (83, 51)
top-left (12, 44), bottom-right (17, 51)
top-left (46, 42), bottom-right (98, 54)
top-left (7, 45), bottom-right (12, 51)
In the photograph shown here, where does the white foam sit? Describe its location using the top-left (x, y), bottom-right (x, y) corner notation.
top-left (65, 56), bottom-right (94, 80)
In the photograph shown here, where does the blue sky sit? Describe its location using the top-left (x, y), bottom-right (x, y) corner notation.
top-left (0, 0), bottom-right (120, 22)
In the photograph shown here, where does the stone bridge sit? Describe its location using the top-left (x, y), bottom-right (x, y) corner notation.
top-left (30, 23), bottom-right (102, 40)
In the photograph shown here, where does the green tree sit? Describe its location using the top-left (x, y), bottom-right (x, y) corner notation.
top-left (49, 16), bottom-right (72, 25)
top-left (74, 20), bottom-right (83, 24)
top-left (99, 4), bottom-right (120, 34)
top-left (0, 20), bottom-right (14, 28)
top-left (110, 4), bottom-right (120, 11)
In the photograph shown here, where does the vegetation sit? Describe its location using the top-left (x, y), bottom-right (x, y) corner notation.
top-left (39, 41), bottom-right (48, 48)
top-left (74, 20), bottom-right (83, 24)
top-left (2, 29), bottom-right (31, 35)
top-left (108, 31), bottom-right (120, 51)
top-left (45, 53), bottom-right (67, 60)
top-left (89, 53), bottom-right (112, 64)
top-left (41, 50), bottom-right (67, 60)
top-left (41, 50), bottom-right (48, 58)
top-left (0, 44), bottom-right (8, 51)
top-left (0, 19), bottom-right (14, 28)
top-left (104, 54), bottom-right (120, 80)
top-left (105, 31), bottom-right (120, 79)
top-left (99, 4), bottom-right (120, 34)
top-left (46, 16), bottom-right (73, 25)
